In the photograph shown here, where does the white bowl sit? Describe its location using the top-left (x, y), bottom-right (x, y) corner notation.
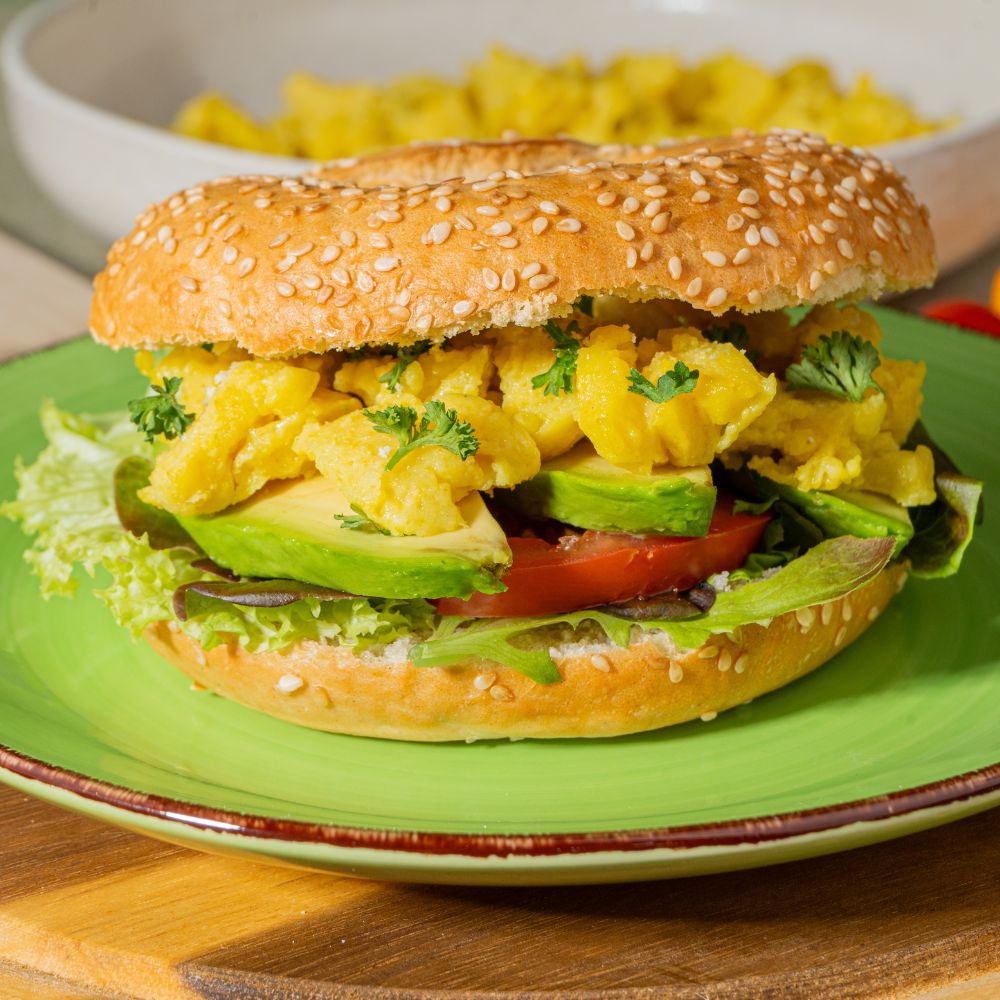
top-left (4, 0), bottom-right (1000, 274)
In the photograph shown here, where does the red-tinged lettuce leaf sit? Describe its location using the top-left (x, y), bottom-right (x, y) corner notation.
top-left (904, 423), bottom-right (984, 579)
top-left (173, 578), bottom-right (357, 621)
top-left (114, 456), bottom-right (197, 551)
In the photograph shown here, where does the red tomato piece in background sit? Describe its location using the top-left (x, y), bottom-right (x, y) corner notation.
top-left (436, 500), bottom-right (770, 618)
top-left (920, 300), bottom-right (1000, 339)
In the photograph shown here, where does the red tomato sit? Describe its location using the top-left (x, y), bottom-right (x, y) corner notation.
top-left (436, 500), bottom-right (769, 618)
top-left (920, 300), bottom-right (1000, 339)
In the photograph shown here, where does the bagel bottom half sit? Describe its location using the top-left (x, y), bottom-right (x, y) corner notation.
top-left (145, 563), bottom-right (906, 742)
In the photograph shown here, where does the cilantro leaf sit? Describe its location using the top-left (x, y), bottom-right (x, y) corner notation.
top-left (704, 321), bottom-right (749, 351)
top-left (627, 361), bottom-right (699, 404)
top-left (531, 320), bottom-right (580, 397)
top-left (785, 331), bottom-right (883, 402)
top-left (334, 504), bottom-right (390, 535)
top-left (127, 377), bottom-right (195, 444)
top-left (366, 400), bottom-right (479, 471)
top-left (377, 341), bottom-right (430, 392)
top-left (575, 295), bottom-right (594, 317)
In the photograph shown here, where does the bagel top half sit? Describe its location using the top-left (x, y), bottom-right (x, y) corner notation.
top-left (89, 130), bottom-right (935, 358)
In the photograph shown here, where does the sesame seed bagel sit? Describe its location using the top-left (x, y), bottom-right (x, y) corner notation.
top-left (90, 131), bottom-right (935, 357)
top-left (145, 563), bottom-right (905, 742)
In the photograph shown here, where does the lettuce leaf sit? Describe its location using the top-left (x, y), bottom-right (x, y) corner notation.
top-left (903, 423), bottom-right (984, 578)
top-left (2, 405), bottom-right (432, 653)
top-left (412, 535), bottom-right (896, 680)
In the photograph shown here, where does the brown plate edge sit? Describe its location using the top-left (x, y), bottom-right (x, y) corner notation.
top-left (0, 743), bottom-right (997, 859)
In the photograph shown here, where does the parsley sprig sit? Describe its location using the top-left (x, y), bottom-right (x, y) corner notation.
top-left (377, 341), bottom-right (430, 392)
top-left (334, 504), bottom-right (390, 535)
top-left (531, 320), bottom-right (580, 396)
top-left (627, 361), bottom-right (700, 404)
top-left (785, 331), bottom-right (883, 402)
top-left (575, 295), bottom-right (594, 317)
top-left (128, 376), bottom-right (195, 443)
top-left (366, 400), bottom-right (479, 471)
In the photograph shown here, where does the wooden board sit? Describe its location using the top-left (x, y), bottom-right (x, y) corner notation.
top-left (0, 233), bottom-right (998, 1000)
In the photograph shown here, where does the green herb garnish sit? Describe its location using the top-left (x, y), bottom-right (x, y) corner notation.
top-left (785, 331), bottom-right (883, 402)
top-left (127, 377), bottom-right (194, 444)
top-left (334, 504), bottom-right (391, 535)
top-left (575, 295), bottom-right (594, 317)
top-left (377, 341), bottom-right (431, 392)
top-left (627, 361), bottom-right (700, 404)
top-left (704, 321), bottom-right (749, 351)
top-left (366, 400), bottom-right (479, 471)
top-left (531, 320), bottom-right (581, 397)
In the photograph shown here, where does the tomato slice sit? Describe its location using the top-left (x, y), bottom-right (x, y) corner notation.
top-left (436, 500), bottom-right (769, 618)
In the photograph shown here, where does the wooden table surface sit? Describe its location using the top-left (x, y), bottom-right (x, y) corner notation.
top-left (0, 233), bottom-right (997, 1000)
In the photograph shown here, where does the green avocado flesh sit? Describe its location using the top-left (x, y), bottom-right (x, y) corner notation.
top-left (178, 477), bottom-right (511, 600)
top-left (506, 443), bottom-right (717, 535)
top-left (751, 474), bottom-right (914, 557)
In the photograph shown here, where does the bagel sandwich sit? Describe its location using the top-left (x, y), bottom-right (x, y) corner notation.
top-left (5, 131), bottom-right (982, 741)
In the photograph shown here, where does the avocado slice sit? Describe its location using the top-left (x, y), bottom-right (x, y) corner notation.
top-left (749, 473), bottom-right (914, 557)
top-left (505, 443), bottom-right (717, 535)
top-left (178, 477), bottom-right (511, 599)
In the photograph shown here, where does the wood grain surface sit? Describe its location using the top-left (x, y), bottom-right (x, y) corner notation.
top-left (0, 233), bottom-right (998, 1000)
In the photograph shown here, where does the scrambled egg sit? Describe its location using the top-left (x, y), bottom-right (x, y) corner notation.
top-left (174, 47), bottom-right (944, 160)
top-left (139, 302), bottom-right (934, 535)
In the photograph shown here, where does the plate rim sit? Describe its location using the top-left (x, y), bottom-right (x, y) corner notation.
top-left (1, 743), bottom-right (997, 858)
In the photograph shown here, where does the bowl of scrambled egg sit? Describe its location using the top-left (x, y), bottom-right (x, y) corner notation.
top-left (3, 0), bottom-right (999, 271)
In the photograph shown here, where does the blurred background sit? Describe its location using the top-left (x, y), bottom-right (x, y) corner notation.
top-left (1, 0), bottom-right (999, 317)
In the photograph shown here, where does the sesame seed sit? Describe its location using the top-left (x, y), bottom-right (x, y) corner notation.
top-left (828, 202), bottom-right (848, 218)
top-left (512, 207), bottom-right (533, 223)
top-left (435, 197), bottom-right (452, 212)
top-left (867, 606), bottom-right (880, 623)
top-left (473, 671), bottom-right (496, 690)
top-left (815, 184), bottom-right (828, 198)
top-left (209, 214), bottom-right (229, 232)
top-left (387, 305), bottom-right (409, 321)
top-left (690, 169), bottom-right (706, 186)
top-left (556, 217), bottom-right (582, 233)
top-left (738, 188), bottom-right (760, 205)
top-left (131, 230), bottom-right (148, 246)
top-left (531, 217), bottom-right (550, 235)
top-left (485, 220), bottom-right (513, 238)
top-left (760, 226), bottom-right (780, 247)
top-left (356, 271), bottom-right (375, 293)
top-left (501, 268), bottom-right (516, 291)
top-left (835, 626), bottom-right (847, 647)
top-left (339, 230), bottom-right (357, 247)
top-left (331, 267), bottom-right (350, 287)
top-left (163, 238), bottom-right (177, 255)
top-left (795, 607), bottom-right (816, 633)
top-left (275, 674), bottom-right (304, 693)
top-left (727, 213), bottom-right (745, 232)
top-left (413, 313), bottom-right (433, 332)
top-left (702, 250), bottom-right (727, 267)
top-left (316, 286), bottom-right (332, 304)
top-left (157, 224), bottom-right (174, 243)
top-left (591, 654), bottom-right (611, 673)
top-left (691, 189), bottom-right (711, 204)
top-left (668, 663), bottom-right (684, 683)
top-left (497, 236), bottom-right (519, 249)
top-left (453, 300), bottom-right (475, 317)
top-left (700, 711), bottom-right (718, 722)
top-left (644, 199), bottom-right (662, 218)
top-left (193, 238), bottom-right (210, 259)
top-left (742, 206), bottom-right (762, 219)
top-left (644, 185), bottom-right (668, 197)
top-left (529, 273), bottom-right (556, 289)
top-left (788, 186), bottom-right (805, 206)
top-left (482, 268), bottom-right (500, 290)
top-left (821, 219), bottom-right (838, 234)
top-left (733, 247), bottom-right (751, 265)
top-left (821, 603), bottom-right (834, 625)
top-left (596, 191), bottom-right (616, 207)
top-left (701, 155), bottom-right (723, 169)
top-left (428, 221), bottom-right (452, 246)
top-left (454, 214), bottom-right (474, 231)
top-left (521, 262), bottom-right (542, 279)
top-left (747, 289), bottom-right (762, 305)
top-left (377, 210), bottom-right (401, 223)
top-left (651, 212), bottom-right (670, 234)
top-left (716, 169), bottom-right (739, 185)
top-left (178, 276), bottom-right (198, 292)
top-left (276, 254), bottom-right (296, 273)
top-left (706, 287), bottom-right (727, 308)
top-left (809, 270), bottom-right (822, 291)
top-left (837, 239), bottom-right (854, 259)
top-left (374, 256), bottom-right (399, 272)
top-left (873, 217), bottom-right (892, 241)
top-left (615, 221), bottom-right (636, 241)
top-left (869, 249), bottom-right (884, 266)
top-left (842, 601), bottom-right (853, 622)
top-left (697, 645), bottom-right (718, 659)
top-left (538, 200), bottom-right (560, 215)
top-left (222, 245), bottom-right (238, 265)
top-left (639, 240), bottom-right (654, 262)
top-left (685, 276), bottom-right (703, 297)
top-left (490, 684), bottom-right (514, 702)
top-left (808, 224), bottom-right (826, 245)
top-left (302, 273), bottom-right (322, 289)
top-left (745, 225), bottom-right (761, 246)
top-left (622, 196), bottom-right (640, 214)
top-left (625, 247), bottom-right (638, 269)
top-left (636, 170), bottom-right (660, 185)
top-left (475, 205), bottom-right (500, 217)
top-left (370, 232), bottom-right (390, 249)
top-left (733, 654), bottom-right (747, 674)
top-left (238, 256), bottom-right (256, 277)
top-left (717, 649), bottom-right (732, 672)
top-left (276, 281), bottom-right (295, 297)
top-left (668, 256), bottom-right (682, 280)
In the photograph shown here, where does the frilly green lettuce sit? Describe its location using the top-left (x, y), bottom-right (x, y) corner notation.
top-left (2, 404), bottom-right (432, 652)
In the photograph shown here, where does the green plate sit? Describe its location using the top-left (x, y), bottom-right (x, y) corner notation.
top-left (0, 307), bottom-right (998, 885)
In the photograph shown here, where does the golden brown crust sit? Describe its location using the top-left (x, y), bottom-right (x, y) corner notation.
top-left (145, 563), bottom-right (906, 742)
top-left (90, 131), bottom-right (936, 356)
